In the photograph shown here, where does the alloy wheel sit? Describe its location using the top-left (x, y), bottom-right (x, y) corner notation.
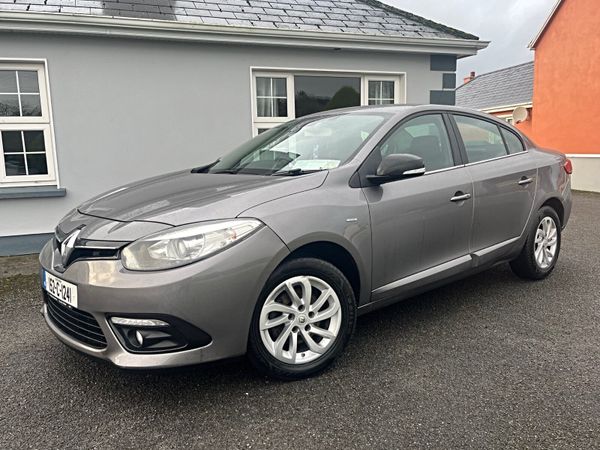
top-left (259, 275), bottom-right (342, 365)
top-left (534, 216), bottom-right (558, 269)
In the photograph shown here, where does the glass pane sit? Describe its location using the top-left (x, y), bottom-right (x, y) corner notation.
top-left (24, 130), bottom-right (45, 152)
top-left (2, 131), bottom-right (23, 153)
top-left (257, 128), bottom-right (270, 135)
top-left (368, 98), bottom-right (394, 105)
top-left (381, 81), bottom-right (394, 99)
top-left (18, 71), bottom-right (39, 93)
top-left (0, 95), bottom-right (20, 116)
top-left (368, 81), bottom-right (379, 99)
top-left (454, 115), bottom-right (507, 163)
top-left (501, 128), bottom-right (524, 154)
top-left (209, 113), bottom-right (389, 175)
top-left (256, 77), bottom-right (271, 97)
top-left (26, 154), bottom-right (48, 175)
top-left (294, 76), bottom-right (361, 118)
top-left (256, 98), bottom-right (273, 117)
top-left (0, 71), bottom-right (17, 93)
top-left (4, 154), bottom-right (26, 175)
top-left (380, 114), bottom-right (454, 171)
top-left (20, 94), bottom-right (42, 116)
top-left (272, 78), bottom-right (286, 97)
top-left (275, 98), bottom-right (287, 117)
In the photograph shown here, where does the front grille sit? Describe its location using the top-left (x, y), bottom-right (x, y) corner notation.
top-left (53, 233), bottom-right (121, 269)
top-left (45, 294), bottom-right (107, 349)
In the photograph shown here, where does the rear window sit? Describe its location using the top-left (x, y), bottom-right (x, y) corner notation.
top-left (501, 128), bottom-right (525, 154)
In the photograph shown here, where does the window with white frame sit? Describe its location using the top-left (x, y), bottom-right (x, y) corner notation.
top-left (497, 114), bottom-right (514, 125)
top-left (252, 71), bottom-right (404, 135)
top-left (0, 62), bottom-right (56, 186)
top-left (367, 80), bottom-right (395, 105)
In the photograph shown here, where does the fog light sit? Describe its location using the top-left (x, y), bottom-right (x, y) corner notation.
top-left (135, 330), bottom-right (144, 347)
top-left (110, 317), bottom-right (169, 327)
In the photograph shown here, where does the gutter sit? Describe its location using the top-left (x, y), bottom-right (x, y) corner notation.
top-left (481, 103), bottom-right (533, 114)
top-left (0, 12), bottom-right (489, 56)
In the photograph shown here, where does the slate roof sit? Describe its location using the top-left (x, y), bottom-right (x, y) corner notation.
top-left (0, 0), bottom-right (479, 40)
top-left (456, 61), bottom-right (534, 110)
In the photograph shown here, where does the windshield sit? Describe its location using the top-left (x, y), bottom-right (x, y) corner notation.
top-left (207, 113), bottom-right (390, 176)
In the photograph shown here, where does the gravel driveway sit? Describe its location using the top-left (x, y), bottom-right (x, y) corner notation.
top-left (0, 192), bottom-right (598, 449)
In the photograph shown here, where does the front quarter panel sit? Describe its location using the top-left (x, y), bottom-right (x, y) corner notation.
top-left (240, 166), bottom-right (372, 306)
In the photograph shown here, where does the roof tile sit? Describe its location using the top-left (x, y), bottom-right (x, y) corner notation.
top-left (2, 0), bottom-right (479, 40)
top-left (456, 62), bottom-right (534, 110)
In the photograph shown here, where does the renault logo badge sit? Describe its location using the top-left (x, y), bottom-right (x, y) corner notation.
top-left (61, 228), bottom-right (82, 266)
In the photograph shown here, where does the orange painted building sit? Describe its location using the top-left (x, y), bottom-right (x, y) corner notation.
top-left (530, 0), bottom-right (600, 191)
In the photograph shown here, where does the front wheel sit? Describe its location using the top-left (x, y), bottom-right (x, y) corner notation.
top-left (248, 258), bottom-right (357, 380)
top-left (510, 206), bottom-right (561, 280)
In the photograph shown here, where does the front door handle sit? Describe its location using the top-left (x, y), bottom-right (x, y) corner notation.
top-left (450, 192), bottom-right (472, 202)
top-left (518, 177), bottom-right (534, 186)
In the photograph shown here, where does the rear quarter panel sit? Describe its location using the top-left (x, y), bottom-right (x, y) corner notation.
top-left (531, 148), bottom-right (572, 227)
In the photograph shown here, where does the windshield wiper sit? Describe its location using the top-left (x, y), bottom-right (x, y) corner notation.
top-left (191, 159), bottom-right (220, 173)
top-left (272, 168), bottom-right (323, 176)
top-left (211, 169), bottom-right (240, 174)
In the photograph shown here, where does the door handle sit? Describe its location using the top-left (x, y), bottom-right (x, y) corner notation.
top-left (450, 192), bottom-right (472, 202)
top-left (518, 177), bottom-right (534, 186)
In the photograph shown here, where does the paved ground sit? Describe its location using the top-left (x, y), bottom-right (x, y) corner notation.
top-left (0, 254), bottom-right (38, 278)
top-left (0, 192), bottom-right (599, 449)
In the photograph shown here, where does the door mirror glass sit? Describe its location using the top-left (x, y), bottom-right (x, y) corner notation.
top-left (367, 154), bottom-right (425, 184)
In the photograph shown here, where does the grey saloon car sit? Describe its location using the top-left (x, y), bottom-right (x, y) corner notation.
top-left (40, 105), bottom-right (572, 379)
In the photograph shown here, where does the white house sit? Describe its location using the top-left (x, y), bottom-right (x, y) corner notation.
top-left (0, 0), bottom-right (487, 255)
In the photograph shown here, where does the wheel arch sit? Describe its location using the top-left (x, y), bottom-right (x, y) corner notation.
top-left (279, 238), bottom-right (367, 305)
top-left (540, 197), bottom-right (565, 227)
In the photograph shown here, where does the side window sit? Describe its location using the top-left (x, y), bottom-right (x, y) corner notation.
top-left (501, 128), bottom-right (525, 154)
top-left (379, 114), bottom-right (454, 172)
top-left (454, 115), bottom-right (508, 163)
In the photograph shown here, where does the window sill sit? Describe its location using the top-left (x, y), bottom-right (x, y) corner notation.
top-left (0, 185), bottom-right (66, 200)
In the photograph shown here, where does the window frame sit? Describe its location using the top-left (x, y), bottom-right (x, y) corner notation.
top-left (250, 68), bottom-right (406, 136)
top-left (449, 113), bottom-right (528, 166)
top-left (363, 75), bottom-right (402, 106)
top-left (356, 111), bottom-right (464, 186)
top-left (376, 113), bottom-right (456, 173)
top-left (0, 59), bottom-right (58, 187)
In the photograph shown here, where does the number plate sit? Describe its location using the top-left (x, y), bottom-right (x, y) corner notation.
top-left (43, 271), bottom-right (78, 308)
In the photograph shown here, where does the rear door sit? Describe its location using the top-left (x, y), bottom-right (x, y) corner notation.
top-left (450, 114), bottom-right (537, 252)
top-left (360, 113), bottom-right (473, 300)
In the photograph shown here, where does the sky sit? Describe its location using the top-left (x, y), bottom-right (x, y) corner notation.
top-left (383, 0), bottom-right (557, 78)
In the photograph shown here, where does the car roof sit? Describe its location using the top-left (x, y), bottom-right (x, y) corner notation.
top-left (309, 104), bottom-right (520, 127)
top-left (335, 104), bottom-right (487, 116)
top-left (299, 104), bottom-right (533, 145)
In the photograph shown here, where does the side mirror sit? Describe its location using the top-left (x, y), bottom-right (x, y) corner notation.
top-left (366, 154), bottom-right (426, 185)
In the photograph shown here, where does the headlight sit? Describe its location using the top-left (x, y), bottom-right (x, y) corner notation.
top-left (121, 219), bottom-right (263, 271)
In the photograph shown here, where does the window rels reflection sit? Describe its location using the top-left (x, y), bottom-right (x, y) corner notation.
top-left (2, 130), bottom-right (48, 176)
top-left (368, 80), bottom-right (395, 105)
top-left (0, 70), bottom-right (41, 117)
top-left (256, 77), bottom-right (287, 118)
top-left (294, 76), bottom-right (361, 118)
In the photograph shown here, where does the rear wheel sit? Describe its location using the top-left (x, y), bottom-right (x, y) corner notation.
top-left (510, 206), bottom-right (561, 280)
top-left (248, 258), bottom-right (356, 380)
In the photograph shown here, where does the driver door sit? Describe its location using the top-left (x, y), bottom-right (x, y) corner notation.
top-left (360, 113), bottom-right (474, 301)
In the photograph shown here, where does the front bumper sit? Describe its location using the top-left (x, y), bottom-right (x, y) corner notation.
top-left (39, 226), bottom-right (289, 369)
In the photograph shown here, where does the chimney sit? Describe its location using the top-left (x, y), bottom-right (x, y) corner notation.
top-left (463, 71), bottom-right (476, 84)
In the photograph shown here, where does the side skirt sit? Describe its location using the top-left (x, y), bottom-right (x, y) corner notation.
top-left (359, 236), bottom-right (523, 316)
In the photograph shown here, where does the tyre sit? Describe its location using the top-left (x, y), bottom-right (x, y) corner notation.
top-left (248, 257), bottom-right (357, 380)
top-left (510, 206), bottom-right (561, 280)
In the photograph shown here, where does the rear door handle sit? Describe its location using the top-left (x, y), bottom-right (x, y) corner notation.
top-left (450, 192), bottom-right (472, 202)
top-left (518, 177), bottom-right (534, 186)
